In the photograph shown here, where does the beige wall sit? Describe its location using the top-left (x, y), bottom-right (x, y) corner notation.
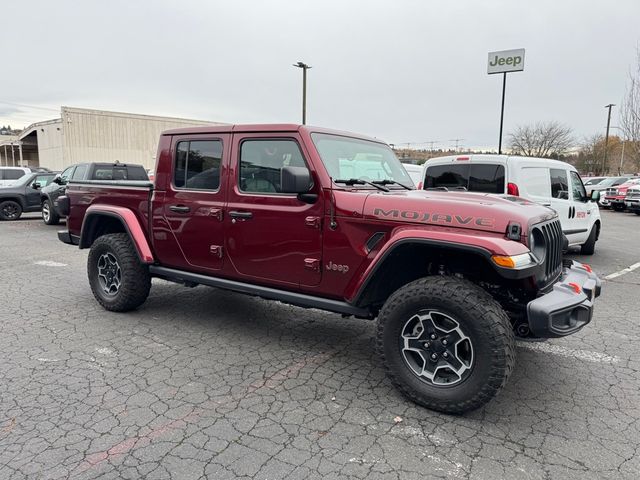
top-left (61, 107), bottom-right (224, 169)
top-left (35, 120), bottom-right (65, 170)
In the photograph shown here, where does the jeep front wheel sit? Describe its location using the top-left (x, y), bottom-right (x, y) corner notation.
top-left (377, 276), bottom-right (515, 414)
top-left (87, 233), bottom-right (151, 312)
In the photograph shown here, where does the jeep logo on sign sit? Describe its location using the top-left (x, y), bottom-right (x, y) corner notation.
top-left (487, 48), bottom-right (525, 74)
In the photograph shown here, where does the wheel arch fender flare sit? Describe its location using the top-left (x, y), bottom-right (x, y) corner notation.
top-left (0, 195), bottom-right (27, 210)
top-left (80, 205), bottom-right (154, 264)
top-left (348, 229), bottom-right (531, 306)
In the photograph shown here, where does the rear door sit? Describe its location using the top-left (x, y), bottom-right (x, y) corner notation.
top-left (225, 133), bottom-right (323, 287)
top-left (161, 134), bottom-right (229, 272)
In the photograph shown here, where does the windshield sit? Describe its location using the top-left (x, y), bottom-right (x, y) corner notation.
top-left (311, 133), bottom-right (414, 188)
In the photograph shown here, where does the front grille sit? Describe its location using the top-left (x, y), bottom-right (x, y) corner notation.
top-left (532, 219), bottom-right (563, 287)
top-left (626, 190), bottom-right (640, 199)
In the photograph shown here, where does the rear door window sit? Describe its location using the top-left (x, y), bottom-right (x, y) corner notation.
top-left (468, 164), bottom-right (505, 193)
top-left (550, 168), bottom-right (569, 199)
top-left (174, 140), bottom-right (223, 190)
top-left (4, 169), bottom-right (25, 180)
top-left (425, 163), bottom-right (504, 193)
top-left (425, 164), bottom-right (469, 189)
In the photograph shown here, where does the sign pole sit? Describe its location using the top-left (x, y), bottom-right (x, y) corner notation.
top-left (487, 48), bottom-right (524, 155)
top-left (498, 72), bottom-right (507, 154)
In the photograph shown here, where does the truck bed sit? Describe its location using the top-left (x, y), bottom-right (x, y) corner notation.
top-left (65, 180), bottom-right (153, 240)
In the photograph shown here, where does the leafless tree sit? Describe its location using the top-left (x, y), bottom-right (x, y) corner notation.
top-left (620, 47), bottom-right (640, 172)
top-left (508, 121), bottom-right (574, 158)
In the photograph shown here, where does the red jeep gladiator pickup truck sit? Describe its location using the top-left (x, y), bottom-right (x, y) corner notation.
top-left (58, 124), bottom-right (601, 413)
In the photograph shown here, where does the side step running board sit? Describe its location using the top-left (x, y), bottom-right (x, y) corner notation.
top-left (148, 265), bottom-right (373, 319)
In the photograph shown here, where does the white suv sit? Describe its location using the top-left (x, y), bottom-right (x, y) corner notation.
top-left (421, 155), bottom-right (601, 254)
top-left (0, 167), bottom-right (32, 187)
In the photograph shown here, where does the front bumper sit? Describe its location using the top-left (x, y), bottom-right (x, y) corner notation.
top-left (527, 261), bottom-right (601, 338)
top-left (625, 199), bottom-right (640, 210)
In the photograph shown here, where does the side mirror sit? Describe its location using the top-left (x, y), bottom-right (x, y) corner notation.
top-left (591, 190), bottom-right (600, 201)
top-left (281, 166), bottom-right (312, 194)
top-left (53, 174), bottom-right (63, 185)
top-left (32, 182), bottom-right (41, 189)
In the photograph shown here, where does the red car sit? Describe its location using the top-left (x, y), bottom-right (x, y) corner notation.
top-left (604, 178), bottom-right (640, 211)
top-left (57, 124), bottom-right (601, 413)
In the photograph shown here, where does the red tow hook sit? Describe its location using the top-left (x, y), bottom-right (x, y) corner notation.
top-left (581, 263), bottom-right (593, 273)
top-left (567, 282), bottom-right (582, 294)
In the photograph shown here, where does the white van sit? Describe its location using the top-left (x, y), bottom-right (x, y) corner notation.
top-left (0, 167), bottom-right (32, 187)
top-left (421, 155), bottom-right (601, 254)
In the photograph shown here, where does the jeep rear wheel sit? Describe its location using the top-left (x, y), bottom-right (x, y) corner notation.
top-left (87, 233), bottom-right (151, 312)
top-left (377, 276), bottom-right (515, 414)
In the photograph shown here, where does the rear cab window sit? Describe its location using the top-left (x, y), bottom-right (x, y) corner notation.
top-left (174, 140), bottom-right (222, 190)
top-left (424, 163), bottom-right (505, 193)
top-left (91, 165), bottom-right (149, 181)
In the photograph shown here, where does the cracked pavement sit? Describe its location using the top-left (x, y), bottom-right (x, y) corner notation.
top-left (1, 210), bottom-right (639, 479)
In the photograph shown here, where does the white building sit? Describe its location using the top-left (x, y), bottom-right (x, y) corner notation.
top-left (0, 106), bottom-right (225, 171)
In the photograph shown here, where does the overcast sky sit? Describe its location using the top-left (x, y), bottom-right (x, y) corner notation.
top-left (1, 0), bottom-right (639, 150)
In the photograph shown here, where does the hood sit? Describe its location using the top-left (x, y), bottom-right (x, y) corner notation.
top-left (361, 189), bottom-right (557, 235)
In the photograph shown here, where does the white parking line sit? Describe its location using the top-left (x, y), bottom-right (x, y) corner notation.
top-left (518, 342), bottom-right (620, 364)
top-left (34, 260), bottom-right (67, 267)
top-left (604, 262), bottom-right (640, 280)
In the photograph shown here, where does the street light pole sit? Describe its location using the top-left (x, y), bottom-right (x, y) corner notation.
top-left (603, 103), bottom-right (615, 175)
top-left (293, 61), bottom-right (311, 125)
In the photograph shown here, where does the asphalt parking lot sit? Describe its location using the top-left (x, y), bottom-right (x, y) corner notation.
top-left (0, 210), bottom-right (639, 479)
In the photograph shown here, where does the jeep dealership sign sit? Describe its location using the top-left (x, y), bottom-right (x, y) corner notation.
top-left (487, 48), bottom-right (525, 74)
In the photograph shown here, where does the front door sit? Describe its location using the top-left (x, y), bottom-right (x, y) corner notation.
top-left (161, 134), bottom-right (229, 272)
top-left (548, 167), bottom-right (577, 242)
top-left (225, 134), bottom-right (323, 287)
top-left (568, 170), bottom-right (592, 244)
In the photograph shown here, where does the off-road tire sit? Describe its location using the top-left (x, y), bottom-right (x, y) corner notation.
top-left (377, 276), bottom-right (516, 414)
top-left (87, 233), bottom-right (151, 312)
top-left (0, 200), bottom-right (22, 221)
top-left (580, 226), bottom-right (597, 255)
top-left (42, 198), bottom-right (60, 225)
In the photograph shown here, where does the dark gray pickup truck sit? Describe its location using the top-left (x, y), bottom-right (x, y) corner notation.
top-left (41, 162), bottom-right (148, 225)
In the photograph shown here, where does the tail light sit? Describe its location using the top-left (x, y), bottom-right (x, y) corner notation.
top-left (417, 181), bottom-right (423, 190)
top-left (507, 182), bottom-right (519, 196)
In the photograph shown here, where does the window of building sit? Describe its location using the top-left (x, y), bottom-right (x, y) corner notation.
top-left (174, 140), bottom-right (222, 190)
top-left (239, 139), bottom-right (306, 194)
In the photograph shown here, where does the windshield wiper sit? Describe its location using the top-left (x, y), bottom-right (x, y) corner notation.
top-left (372, 179), bottom-right (412, 190)
top-left (334, 178), bottom-right (389, 192)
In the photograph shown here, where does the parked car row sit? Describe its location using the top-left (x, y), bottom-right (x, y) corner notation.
top-left (0, 162), bottom-right (148, 221)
